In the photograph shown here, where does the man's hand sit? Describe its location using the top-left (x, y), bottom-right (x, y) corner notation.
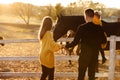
top-left (62, 45), bottom-right (70, 55)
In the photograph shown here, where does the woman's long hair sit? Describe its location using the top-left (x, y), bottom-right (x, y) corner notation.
top-left (38, 16), bottom-right (53, 40)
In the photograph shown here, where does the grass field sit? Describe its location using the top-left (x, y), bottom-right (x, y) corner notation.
top-left (0, 23), bottom-right (120, 80)
top-left (0, 15), bottom-right (40, 25)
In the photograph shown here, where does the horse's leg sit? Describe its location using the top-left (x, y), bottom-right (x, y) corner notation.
top-left (68, 47), bottom-right (74, 66)
top-left (0, 36), bottom-right (4, 46)
top-left (59, 42), bottom-right (64, 54)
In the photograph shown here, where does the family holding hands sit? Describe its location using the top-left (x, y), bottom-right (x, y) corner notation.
top-left (38, 8), bottom-right (107, 80)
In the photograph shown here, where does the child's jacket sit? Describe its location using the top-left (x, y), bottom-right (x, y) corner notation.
top-left (39, 31), bottom-right (62, 68)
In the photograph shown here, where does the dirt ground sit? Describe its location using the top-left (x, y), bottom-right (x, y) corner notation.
top-left (0, 24), bottom-right (120, 80)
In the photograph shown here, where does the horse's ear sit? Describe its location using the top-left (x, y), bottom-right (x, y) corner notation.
top-left (57, 13), bottom-right (62, 19)
top-left (57, 14), bottom-right (60, 19)
top-left (59, 13), bottom-right (62, 17)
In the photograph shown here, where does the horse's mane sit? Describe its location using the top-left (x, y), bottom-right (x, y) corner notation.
top-left (57, 15), bottom-right (85, 30)
top-left (58, 15), bottom-right (85, 22)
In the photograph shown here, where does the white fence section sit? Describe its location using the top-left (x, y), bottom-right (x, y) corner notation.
top-left (0, 36), bottom-right (120, 80)
top-left (108, 36), bottom-right (120, 80)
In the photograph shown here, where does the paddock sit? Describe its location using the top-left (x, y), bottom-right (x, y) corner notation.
top-left (0, 36), bottom-right (120, 80)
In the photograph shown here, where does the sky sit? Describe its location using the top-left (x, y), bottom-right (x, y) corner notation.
top-left (93, 0), bottom-right (120, 9)
top-left (0, 0), bottom-right (120, 9)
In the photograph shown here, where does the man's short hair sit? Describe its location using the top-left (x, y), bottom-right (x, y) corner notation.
top-left (85, 9), bottom-right (94, 18)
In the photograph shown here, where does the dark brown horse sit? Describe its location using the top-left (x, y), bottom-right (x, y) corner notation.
top-left (53, 15), bottom-right (120, 50)
top-left (53, 15), bottom-right (85, 41)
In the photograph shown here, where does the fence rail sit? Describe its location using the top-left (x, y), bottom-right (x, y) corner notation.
top-left (0, 36), bottom-right (120, 80)
top-left (0, 72), bottom-right (111, 78)
top-left (0, 55), bottom-right (114, 61)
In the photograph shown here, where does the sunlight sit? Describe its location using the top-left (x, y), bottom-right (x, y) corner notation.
top-left (93, 0), bottom-right (120, 9)
top-left (0, 0), bottom-right (77, 6)
top-left (0, 0), bottom-right (120, 8)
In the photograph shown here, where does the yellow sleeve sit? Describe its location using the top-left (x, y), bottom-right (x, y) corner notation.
top-left (101, 32), bottom-right (107, 49)
top-left (49, 32), bottom-right (62, 52)
top-left (50, 39), bottom-right (62, 52)
top-left (44, 31), bottom-right (62, 52)
top-left (93, 17), bottom-right (102, 26)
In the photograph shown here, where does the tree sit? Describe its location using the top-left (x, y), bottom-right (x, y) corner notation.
top-left (67, 2), bottom-right (80, 15)
top-left (55, 3), bottom-right (64, 15)
top-left (77, 0), bottom-right (105, 15)
top-left (34, 5), bottom-right (56, 21)
top-left (46, 4), bottom-right (52, 17)
top-left (11, 2), bottom-right (34, 25)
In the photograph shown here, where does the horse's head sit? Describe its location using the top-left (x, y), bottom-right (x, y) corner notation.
top-left (53, 15), bottom-right (68, 41)
top-left (53, 15), bottom-right (85, 41)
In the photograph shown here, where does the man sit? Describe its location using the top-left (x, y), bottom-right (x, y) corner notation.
top-left (65, 9), bottom-right (107, 80)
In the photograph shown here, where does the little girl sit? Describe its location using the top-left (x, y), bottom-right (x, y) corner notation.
top-left (93, 12), bottom-right (107, 74)
top-left (38, 16), bottom-right (62, 80)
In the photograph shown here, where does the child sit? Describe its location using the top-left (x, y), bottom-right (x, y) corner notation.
top-left (38, 16), bottom-right (62, 80)
top-left (93, 11), bottom-right (107, 64)
top-left (93, 12), bottom-right (107, 74)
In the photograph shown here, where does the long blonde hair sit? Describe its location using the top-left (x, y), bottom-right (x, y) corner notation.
top-left (38, 16), bottom-right (53, 40)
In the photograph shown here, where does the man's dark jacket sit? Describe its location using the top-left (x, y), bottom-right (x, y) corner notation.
top-left (66, 22), bottom-right (107, 66)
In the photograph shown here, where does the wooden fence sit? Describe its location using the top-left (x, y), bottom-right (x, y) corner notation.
top-left (0, 35), bottom-right (120, 80)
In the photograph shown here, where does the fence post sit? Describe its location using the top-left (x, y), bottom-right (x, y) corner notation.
top-left (108, 35), bottom-right (116, 80)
